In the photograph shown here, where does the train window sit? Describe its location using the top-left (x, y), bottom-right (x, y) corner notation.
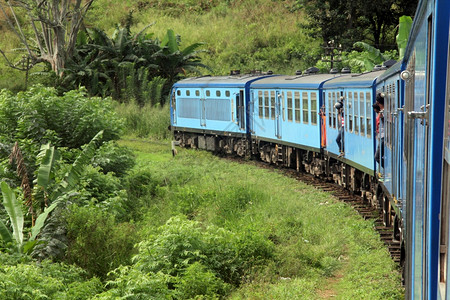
top-left (186, 90), bottom-right (190, 96)
top-left (311, 92), bottom-right (317, 125)
top-left (328, 92), bottom-right (332, 128)
top-left (366, 92), bottom-right (371, 138)
top-left (258, 91), bottom-right (263, 119)
top-left (281, 92), bottom-right (286, 121)
top-left (264, 91), bottom-right (269, 119)
top-left (216, 90), bottom-right (221, 97)
top-left (354, 92), bottom-right (359, 134)
top-left (360, 92), bottom-right (365, 136)
top-left (226, 91), bottom-right (230, 97)
top-left (332, 92), bottom-right (337, 128)
top-left (195, 90), bottom-right (200, 96)
top-left (348, 92), bottom-right (353, 132)
top-left (302, 92), bottom-right (309, 124)
top-left (270, 91), bottom-right (276, 120)
top-left (295, 92), bottom-right (301, 123)
top-left (386, 85), bottom-right (392, 147)
top-left (287, 92), bottom-right (293, 121)
top-left (206, 90), bottom-right (210, 97)
top-left (177, 90), bottom-right (181, 96)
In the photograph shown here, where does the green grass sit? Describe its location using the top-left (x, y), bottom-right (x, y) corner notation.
top-left (89, 0), bottom-right (321, 75)
top-left (120, 138), bottom-right (403, 299)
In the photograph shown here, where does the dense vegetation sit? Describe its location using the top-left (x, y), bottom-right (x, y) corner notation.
top-left (0, 0), bottom-right (412, 298)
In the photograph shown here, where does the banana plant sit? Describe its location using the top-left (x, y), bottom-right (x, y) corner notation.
top-left (396, 16), bottom-right (413, 59)
top-left (0, 130), bottom-right (104, 254)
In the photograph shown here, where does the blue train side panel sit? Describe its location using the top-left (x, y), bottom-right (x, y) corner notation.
top-left (322, 71), bottom-right (383, 174)
top-left (401, 0), bottom-right (450, 298)
top-left (376, 62), bottom-right (405, 202)
top-left (171, 75), bottom-right (269, 137)
top-left (249, 74), bottom-right (339, 151)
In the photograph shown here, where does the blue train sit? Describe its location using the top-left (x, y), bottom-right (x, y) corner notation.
top-left (170, 0), bottom-right (450, 298)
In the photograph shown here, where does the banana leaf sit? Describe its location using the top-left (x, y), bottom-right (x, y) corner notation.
top-left (396, 16), bottom-right (413, 59)
top-left (1, 181), bottom-right (23, 245)
top-left (0, 219), bottom-right (13, 245)
top-left (30, 202), bottom-right (58, 241)
top-left (36, 143), bottom-right (59, 189)
top-left (51, 130), bottom-right (103, 202)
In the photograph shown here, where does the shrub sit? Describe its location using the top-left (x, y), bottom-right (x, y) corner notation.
top-left (134, 216), bottom-right (275, 287)
top-left (91, 141), bottom-right (136, 177)
top-left (175, 262), bottom-right (231, 299)
top-left (0, 85), bottom-right (123, 149)
top-left (0, 257), bottom-right (103, 299)
top-left (92, 266), bottom-right (173, 299)
top-left (64, 205), bottom-right (138, 279)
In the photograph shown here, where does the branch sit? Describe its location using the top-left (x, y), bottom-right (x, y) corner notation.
top-left (1, 1), bottom-right (35, 58)
top-left (0, 49), bottom-right (31, 71)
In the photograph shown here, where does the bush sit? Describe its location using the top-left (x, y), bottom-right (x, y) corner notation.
top-left (0, 85), bottom-right (123, 149)
top-left (175, 262), bottom-right (231, 299)
top-left (0, 256), bottom-right (103, 299)
top-left (92, 266), bottom-right (173, 299)
top-left (134, 216), bottom-right (275, 287)
top-left (91, 141), bottom-right (136, 177)
top-left (64, 205), bottom-right (138, 279)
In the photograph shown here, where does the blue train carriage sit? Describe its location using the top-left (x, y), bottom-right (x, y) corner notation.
top-left (399, 0), bottom-right (450, 298)
top-left (170, 74), bottom-right (269, 156)
top-left (375, 61), bottom-right (406, 239)
top-left (442, 45), bottom-right (450, 300)
top-left (322, 71), bottom-right (384, 185)
top-left (248, 72), bottom-right (338, 174)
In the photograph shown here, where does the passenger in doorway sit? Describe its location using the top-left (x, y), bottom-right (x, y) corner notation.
top-left (374, 93), bottom-right (385, 169)
top-left (335, 97), bottom-right (345, 157)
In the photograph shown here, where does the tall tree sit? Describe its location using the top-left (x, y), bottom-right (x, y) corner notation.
top-left (0, 0), bottom-right (94, 76)
top-left (299, 0), bottom-right (417, 51)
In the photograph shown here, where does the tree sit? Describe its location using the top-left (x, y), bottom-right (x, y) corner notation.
top-left (298, 0), bottom-right (417, 51)
top-left (0, 0), bottom-right (94, 76)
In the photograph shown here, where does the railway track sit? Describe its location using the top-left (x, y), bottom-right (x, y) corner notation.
top-left (290, 171), bottom-right (402, 265)
top-left (224, 156), bottom-right (402, 266)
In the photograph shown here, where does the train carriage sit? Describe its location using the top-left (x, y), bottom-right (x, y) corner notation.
top-left (171, 74), bottom-right (270, 154)
top-left (248, 74), bottom-right (339, 157)
top-left (375, 62), bottom-right (405, 215)
top-left (400, 0), bottom-right (450, 298)
top-left (322, 71), bottom-right (383, 174)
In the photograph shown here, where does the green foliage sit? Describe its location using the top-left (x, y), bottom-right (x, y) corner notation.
top-left (299, 0), bottom-right (417, 51)
top-left (175, 262), bottom-right (231, 298)
top-left (91, 141), bottom-right (136, 177)
top-left (316, 46), bottom-right (398, 73)
top-left (397, 16), bottom-right (413, 59)
top-left (114, 102), bottom-right (171, 139)
top-left (0, 256), bottom-right (103, 299)
top-left (64, 205), bottom-right (138, 279)
top-left (134, 216), bottom-right (274, 287)
top-left (92, 266), bottom-right (173, 299)
top-left (59, 14), bottom-right (207, 105)
top-left (0, 85), bottom-right (123, 149)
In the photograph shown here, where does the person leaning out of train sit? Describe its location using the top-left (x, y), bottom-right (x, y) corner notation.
top-left (335, 96), bottom-right (345, 157)
top-left (374, 93), bottom-right (385, 170)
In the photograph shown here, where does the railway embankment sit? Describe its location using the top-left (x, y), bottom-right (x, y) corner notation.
top-left (118, 138), bottom-right (404, 299)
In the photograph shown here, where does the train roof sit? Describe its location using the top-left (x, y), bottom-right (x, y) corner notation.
top-left (376, 61), bottom-right (403, 82)
top-left (322, 70), bottom-right (386, 89)
top-left (249, 74), bottom-right (340, 89)
top-left (172, 74), bottom-right (271, 88)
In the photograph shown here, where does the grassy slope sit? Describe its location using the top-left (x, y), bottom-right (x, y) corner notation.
top-left (0, 0), bottom-right (321, 88)
top-left (119, 137), bottom-right (403, 299)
